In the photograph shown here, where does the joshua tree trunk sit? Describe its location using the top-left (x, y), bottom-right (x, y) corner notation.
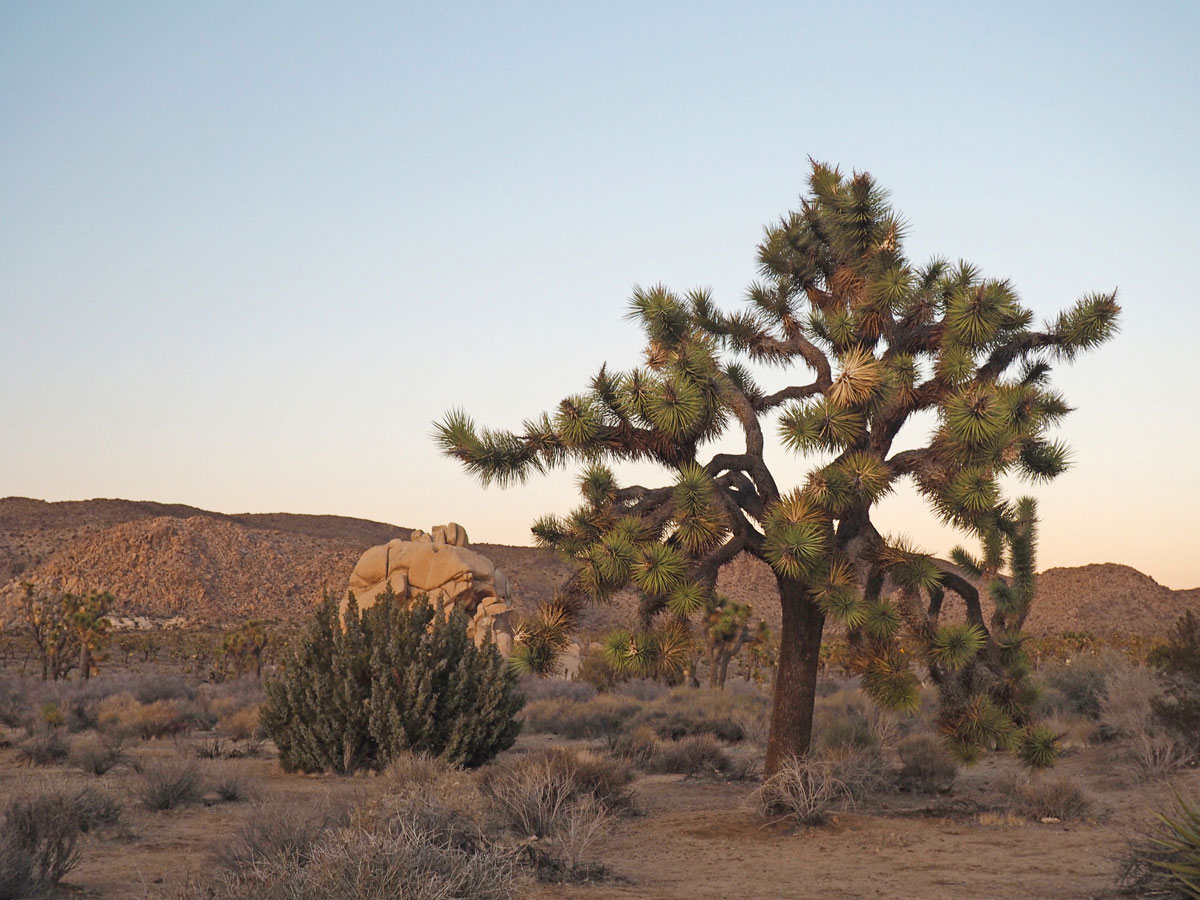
top-left (80, 643), bottom-right (91, 681)
top-left (764, 578), bottom-right (825, 777)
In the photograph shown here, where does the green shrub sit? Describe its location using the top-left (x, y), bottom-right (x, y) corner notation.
top-left (261, 591), bottom-right (523, 773)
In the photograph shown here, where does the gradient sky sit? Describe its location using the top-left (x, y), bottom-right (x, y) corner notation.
top-left (2, 2), bottom-right (1197, 589)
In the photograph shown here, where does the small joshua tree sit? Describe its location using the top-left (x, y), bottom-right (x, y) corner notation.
top-left (261, 589), bottom-right (522, 773)
top-left (436, 161), bottom-right (1119, 774)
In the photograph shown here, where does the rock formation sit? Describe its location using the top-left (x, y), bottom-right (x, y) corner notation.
top-left (344, 522), bottom-right (514, 655)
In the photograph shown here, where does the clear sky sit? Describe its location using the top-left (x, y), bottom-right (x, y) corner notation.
top-left (2, 2), bottom-right (1197, 588)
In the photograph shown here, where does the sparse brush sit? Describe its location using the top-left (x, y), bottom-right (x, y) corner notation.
top-left (134, 759), bottom-right (203, 811)
top-left (555, 796), bottom-right (613, 875)
top-left (751, 758), bottom-right (853, 826)
top-left (69, 734), bottom-right (127, 776)
top-left (195, 737), bottom-right (228, 759)
top-left (210, 767), bottom-right (254, 803)
top-left (896, 733), bottom-right (958, 793)
top-left (1126, 731), bottom-right (1190, 783)
top-left (644, 734), bottom-right (733, 776)
top-left (17, 725), bottom-right (69, 766)
top-left (1011, 775), bottom-right (1093, 822)
top-left (825, 745), bottom-right (889, 799)
top-left (384, 751), bottom-right (452, 789)
top-left (216, 799), bottom-right (348, 871)
top-left (0, 784), bottom-right (120, 899)
top-left (199, 818), bottom-right (517, 900)
top-left (482, 748), bottom-right (635, 839)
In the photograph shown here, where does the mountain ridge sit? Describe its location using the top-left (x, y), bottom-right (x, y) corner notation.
top-left (1, 497), bottom-right (1195, 635)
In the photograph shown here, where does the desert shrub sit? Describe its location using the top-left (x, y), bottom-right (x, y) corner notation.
top-left (896, 733), bottom-right (958, 793)
top-left (825, 745), bottom-right (889, 799)
top-left (575, 645), bottom-right (632, 692)
top-left (210, 766), bottom-right (254, 803)
top-left (135, 759), bottom-right (203, 810)
top-left (516, 676), bottom-right (595, 703)
top-left (261, 592), bottom-right (522, 773)
top-left (0, 678), bottom-right (23, 728)
top-left (17, 725), bottom-right (69, 766)
top-left (0, 785), bottom-right (120, 899)
top-left (1099, 665), bottom-right (1189, 780)
top-left (1119, 791), bottom-right (1200, 899)
top-left (129, 674), bottom-right (195, 704)
top-left (199, 818), bottom-right (517, 900)
top-left (1126, 731), bottom-right (1190, 782)
top-left (521, 694), bottom-right (639, 739)
top-left (384, 751), bottom-right (450, 789)
top-left (645, 734), bottom-right (733, 776)
top-left (625, 686), bottom-right (767, 743)
top-left (751, 758), bottom-right (853, 826)
top-left (1038, 652), bottom-right (1127, 719)
top-left (97, 693), bottom-right (191, 740)
top-left (483, 747), bottom-right (635, 838)
top-left (220, 704), bottom-right (261, 740)
top-left (611, 678), bottom-right (670, 702)
top-left (69, 733), bottom-right (126, 775)
top-left (607, 725), bottom-right (659, 767)
top-left (1011, 775), bottom-right (1094, 822)
top-left (217, 798), bottom-right (352, 871)
top-left (1149, 612), bottom-right (1200, 749)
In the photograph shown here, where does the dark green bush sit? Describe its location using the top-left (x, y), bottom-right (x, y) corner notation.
top-left (261, 591), bottom-right (523, 773)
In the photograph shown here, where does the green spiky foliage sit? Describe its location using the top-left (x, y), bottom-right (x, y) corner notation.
top-left (435, 161), bottom-right (1119, 775)
top-left (602, 620), bottom-right (695, 683)
top-left (261, 593), bottom-right (374, 774)
top-left (261, 589), bottom-right (523, 773)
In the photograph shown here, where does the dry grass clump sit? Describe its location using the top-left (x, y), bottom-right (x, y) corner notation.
top-left (97, 693), bottom-right (192, 740)
top-left (1010, 775), bottom-right (1094, 822)
top-left (69, 733), bottom-right (127, 775)
top-left (520, 695), bottom-right (640, 739)
top-left (751, 758), bottom-right (854, 826)
top-left (644, 734), bottom-right (734, 776)
top-left (196, 820), bottom-right (517, 900)
top-left (221, 705), bottom-right (263, 741)
top-left (896, 733), bottom-right (958, 793)
top-left (625, 686), bottom-right (767, 743)
top-left (216, 798), bottom-right (352, 872)
top-left (134, 759), bottom-right (204, 810)
top-left (0, 785), bottom-right (122, 900)
top-left (1099, 665), bottom-right (1190, 781)
top-left (17, 725), bottom-right (69, 766)
top-left (209, 765), bottom-right (254, 803)
top-left (482, 747), bottom-right (635, 838)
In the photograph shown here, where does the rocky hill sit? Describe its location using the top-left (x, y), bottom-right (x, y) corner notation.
top-left (1, 497), bottom-right (1196, 635)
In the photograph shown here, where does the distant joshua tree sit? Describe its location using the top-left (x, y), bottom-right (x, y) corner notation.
top-left (436, 161), bottom-right (1119, 774)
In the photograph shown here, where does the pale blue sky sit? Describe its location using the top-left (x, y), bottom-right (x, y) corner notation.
top-left (2, 2), bottom-right (1197, 588)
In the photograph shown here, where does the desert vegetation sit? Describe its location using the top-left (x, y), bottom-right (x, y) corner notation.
top-left (0, 620), bottom-right (1199, 898)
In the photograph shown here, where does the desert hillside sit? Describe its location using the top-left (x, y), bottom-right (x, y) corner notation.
top-left (1, 497), bottom-right (1195, 634)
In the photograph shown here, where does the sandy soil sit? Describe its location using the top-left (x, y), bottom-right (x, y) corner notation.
top-left (2, 731), bottom-right (1195, 900)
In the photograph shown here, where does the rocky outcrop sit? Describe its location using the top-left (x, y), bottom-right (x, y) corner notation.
top-left (345, 523), bottom-right (514, 655)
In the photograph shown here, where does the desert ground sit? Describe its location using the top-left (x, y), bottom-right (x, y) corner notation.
top-left (2, 653), bottom-right (1195, 900)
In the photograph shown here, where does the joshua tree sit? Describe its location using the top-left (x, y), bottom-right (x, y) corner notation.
top-left (69, 589), bottom-right (113, 681)
top-left (702, 594), bottom-right (752, 689)
top-left (436, 162), bottom-right (1118, 774)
